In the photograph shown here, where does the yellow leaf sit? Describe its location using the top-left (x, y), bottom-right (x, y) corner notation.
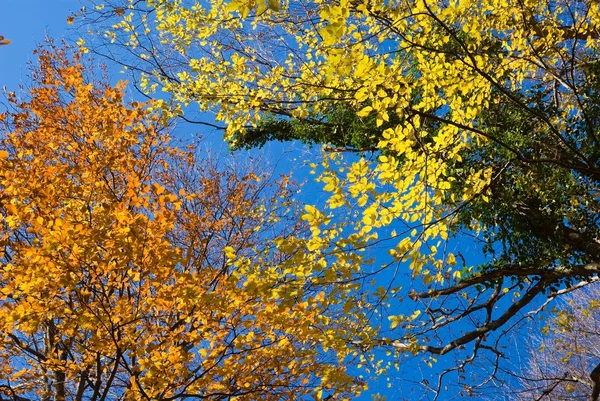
top-left (357, 106), bottom-right (373, 117)
top-left (268, 0), bottom-right (280, 11)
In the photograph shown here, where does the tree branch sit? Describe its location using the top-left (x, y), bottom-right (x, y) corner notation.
top-left (591, 362), bottom-right (600, 401)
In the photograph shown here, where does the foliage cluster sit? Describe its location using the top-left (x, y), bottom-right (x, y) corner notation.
top-left (0, 45), bottom-right (367, 401)
top-left (3, 0), bottom-right (600, 399)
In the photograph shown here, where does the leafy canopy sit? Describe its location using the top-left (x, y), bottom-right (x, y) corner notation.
top-left (78, 0), bottom-right (600, 396)
top-left (0, 44), bottom-right (368, 401)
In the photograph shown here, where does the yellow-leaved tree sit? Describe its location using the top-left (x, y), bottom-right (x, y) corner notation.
top-left (77, 0), bottom-right (600, 398)
top-left (0, 43), bottom-right (369, 401)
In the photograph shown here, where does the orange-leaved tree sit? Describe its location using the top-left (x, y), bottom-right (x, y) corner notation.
top-left (0, 44), bottom-right (366, 401)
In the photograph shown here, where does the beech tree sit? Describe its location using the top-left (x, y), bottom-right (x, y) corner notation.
top-left (75, 0), bottom-right (600, 397)
top-left (0, 44), bottom-right (369, 401)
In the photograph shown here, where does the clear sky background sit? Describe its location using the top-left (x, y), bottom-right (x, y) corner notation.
top-left (1, 0), bottom-right (80, 89)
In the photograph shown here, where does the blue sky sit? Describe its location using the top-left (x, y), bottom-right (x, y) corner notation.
top-left (1, 0), bottom-right (80, 89)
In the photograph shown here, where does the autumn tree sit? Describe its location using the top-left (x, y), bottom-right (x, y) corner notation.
top-left (75, 0), bottom-right (600, 397)
top-left (493, 282), bottom-right (600, 401)
top-left (0, 43), bottom-right (369, 401)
